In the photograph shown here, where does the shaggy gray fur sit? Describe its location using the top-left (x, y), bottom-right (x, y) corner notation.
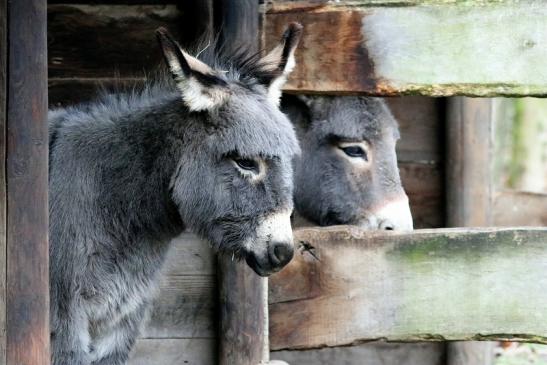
top-left (282, 95), bottom-right (410, 228)
top-left (49, 33), bottom-right (299, 364)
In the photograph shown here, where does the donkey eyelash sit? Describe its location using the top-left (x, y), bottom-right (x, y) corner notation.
top-left (230, 157), bottom-right (267, 181)
top-left (336, 141), bottom-right (370, 162)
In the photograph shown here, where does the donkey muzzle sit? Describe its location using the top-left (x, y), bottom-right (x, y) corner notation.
top-left (361, 194), bottom-right (414, 231)
top-left (245, 209), bottom-right (294, 276)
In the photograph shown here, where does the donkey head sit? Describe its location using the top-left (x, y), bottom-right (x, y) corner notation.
top-left (285, 96), bottom-right (413, 231)
top-left (156, 24), bottom-right (302, 276)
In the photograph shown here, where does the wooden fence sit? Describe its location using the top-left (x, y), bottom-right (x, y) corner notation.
top-left (0, 1), bottom-right (545, 365)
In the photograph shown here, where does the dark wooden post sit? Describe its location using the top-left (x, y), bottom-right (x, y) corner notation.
top-left (446, 97), bottom-right (495, 365)
top-left (2, 0), bottom-right (50, 364)
top-left (0, 0), bottom-right (6, 362)
top-left (215, 2), bottom-right (267, 365)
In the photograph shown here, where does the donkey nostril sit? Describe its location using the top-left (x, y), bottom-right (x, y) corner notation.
top-left (269, 242), bottom-right (294, 267)
top-left (379, 220), bottom-right (395, 231)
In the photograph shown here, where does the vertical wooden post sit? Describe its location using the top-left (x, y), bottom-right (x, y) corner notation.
top-left (446, 97), bottom-right (495, 365)
top-left (178, 0), bottom-right (214, 49)
top-left (215, 2), bottom-right (267, 365)
top-left (0, 0), bottom-right (6, 363)
top-left (4, 0), bottom-right (50, 364)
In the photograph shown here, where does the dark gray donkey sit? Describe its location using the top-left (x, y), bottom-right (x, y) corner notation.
top-left (282, 95), bottom-right (413, 231)
top-left (49, 24), bottom-right (302, 365)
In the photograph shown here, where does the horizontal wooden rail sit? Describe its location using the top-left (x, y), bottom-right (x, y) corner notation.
top-left (493, 190), bottom-right (547, 227)
top-left (269, 226), bottom-right (547, 350)
top-left (263, 1), bottom-right (547, 96)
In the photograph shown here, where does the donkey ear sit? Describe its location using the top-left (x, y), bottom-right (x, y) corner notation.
top-left (258, 22), bottom-right (303, 106)
top-left (156, 27), bottom-right (229, 111)
top-left (297, 95), bottom-right (329, 121)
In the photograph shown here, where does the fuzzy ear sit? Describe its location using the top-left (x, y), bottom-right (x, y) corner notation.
top-left (258, 22), bottom-right (303, 105)
top-left (297, 95), bottom-right (330, 122)
top-left (156, 27), bottom-right (229, 112)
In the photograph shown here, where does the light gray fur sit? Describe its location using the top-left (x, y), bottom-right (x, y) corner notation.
top-left (282, 95), bottom-right (410, 228)
top-left (49, 33), bottom-right (300, 364)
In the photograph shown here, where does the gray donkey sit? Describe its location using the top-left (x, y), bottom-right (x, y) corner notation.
top-left (282, 95), bottom-right (413, 231)
top-left (49, 24), bottom-right (302, 365)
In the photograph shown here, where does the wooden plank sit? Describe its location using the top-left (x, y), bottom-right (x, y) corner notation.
top-left (269, 226), bottom-right (547, 350)
top-left (0, 0), bottom-right (6, 363)
top-left (142, 275), bottom-right (216, 339)
top-left (274, 342), bottom-right (445, 365)
top-left (48, 4), bottom-right (182, 78)
top-left (445, 97), bottom-right (495, 364)
top-left (50, 0), bottom-right (180, 3)
top-left (400, 162), bottom-right (444, 229)
top-left (162, 233), bottom-right (216, 276)
top-left (133, 233), bottom-right (216, 338)
top-left (493, 191), bottom-right (547, 227)
top-left (447, 342), bottom-right (494, 365)
top-left (6, 0), bottom-right (49, 364)
top-left (48, 78), bottom-right (146, 108)
top-left (388, 96), bottom-right (444, 163)
top-left (263, 1), bottom-right (547, 96)
top-left (446, 97), bottom-right (493, 227)
top-left (129, 339), bottom-right (216, 365)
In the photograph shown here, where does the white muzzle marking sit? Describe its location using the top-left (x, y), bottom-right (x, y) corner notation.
top-left (255, 209), bottom-right (293, 246)
top-left (361, 195), bottom-right (414, 231)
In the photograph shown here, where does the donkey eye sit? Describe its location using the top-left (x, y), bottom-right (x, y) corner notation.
top-left (340, 146), bottom-right (367, 160)
top-left (233, 158), bottom-right (259, 173)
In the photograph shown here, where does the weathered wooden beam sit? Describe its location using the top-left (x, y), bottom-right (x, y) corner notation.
top-left (0, 0), bottom-right (6, 363)
top-left (129, 339), bottom-right (216, 365)
top-left (493, 191), bottom-right (547, 227)
top-left (273, 342), bottom-right (445, 365)
top-left (49, 0), bottom-right (179, 3)
top-left (445, 97), bottom-right (495, 365)
top-left (6, 0), bottom-right (49, 364)
top-left (263, 1), bottom-right (547, 96)
top-left (47, 5), bottom-right (182, 78)
top-left (446, 97), bottom-right (494, 227)
top-left (269, 226), bottom-right (547, 350)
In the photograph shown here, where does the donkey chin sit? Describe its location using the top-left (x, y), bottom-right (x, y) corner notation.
top-left (243, 210), bottom-right (295, 277)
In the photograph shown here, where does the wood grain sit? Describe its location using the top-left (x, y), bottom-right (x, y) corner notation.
top-left (446, 97), bottom-right (493, 227)
top-left (50, 0), bottom-right (179, 3)
top-left (128, 339), bottom-right (216, 365)
top-left (132, 234), bottom-right (216, 339)
top-left (493, 191), bottom-right (547, 227)
top-left (269, 227), bottom-right (547, 350)
top-left (48, 78), bottom-right (146, 108)
top-left (273, 342), bottom-right (445, 365)
top-left (6, 0), bottom-right (49, 364)
top-left (48, 5), bottom-right (182, 78)
top-left (263, 2), bottom-right (547, 96)
top-left (387, 96), bottom-right (444, 163)
top-left (0, 0), bottom-right (6, 363)
top-left (142, 275), bottom-right (216, 339)
top-left (400, 162), bottom-right (444, 229)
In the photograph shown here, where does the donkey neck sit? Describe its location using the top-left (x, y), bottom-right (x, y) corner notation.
top-left (110, 95), bottom-right (188, 241)
top-left (50, 92), bottom-right (192, 249)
